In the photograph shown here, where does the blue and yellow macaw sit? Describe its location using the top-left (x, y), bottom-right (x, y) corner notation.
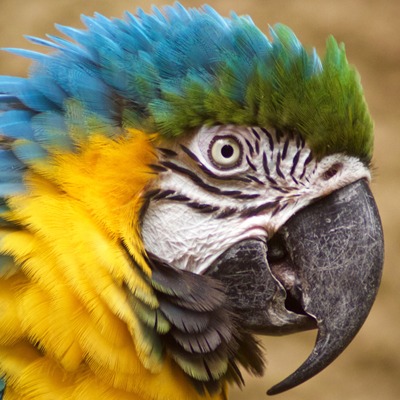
top-left (0, 3), bottom-right (383, 399)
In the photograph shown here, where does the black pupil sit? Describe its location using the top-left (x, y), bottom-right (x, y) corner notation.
top-left (221, 144), bottom-right (234, 158)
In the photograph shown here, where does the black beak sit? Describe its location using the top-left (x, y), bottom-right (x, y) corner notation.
top-left (208, 179), bottom-right (384, 394)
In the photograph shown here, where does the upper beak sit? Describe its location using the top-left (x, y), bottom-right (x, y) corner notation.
top-left (208, 179), bottom-right (384, 394)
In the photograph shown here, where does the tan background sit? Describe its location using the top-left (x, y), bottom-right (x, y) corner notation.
top-left (0, 1), bottom-right (399, 399)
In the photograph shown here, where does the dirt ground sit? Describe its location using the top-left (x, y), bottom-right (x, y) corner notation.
top-left (1, 1), bottom-right (399, 399)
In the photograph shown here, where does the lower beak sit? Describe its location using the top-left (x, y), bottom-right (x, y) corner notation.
top-left (208, 179), bottom-right (384, 394)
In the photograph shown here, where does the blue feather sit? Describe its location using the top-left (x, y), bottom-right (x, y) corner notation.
top-left (24, 35), bottom-right (63, 51)
top-left (46, 34), bottom-right (93, 60)
top-left (136, 7), bottom-right (168, 37)
top-left (31, 111), bottom-right (75, 151)
top-left (202, 5), bottom-right (229, 28)
top-left (54, 24), bottom-right (86, 43)
top-left (28, 64), bottom-right (67, 107)
top-left (113, 20), bottom-right (152, 53)
top-left (31, 111), bottom-right (73, 150)
top-left (1, 48), bottom-right (48, 63)
top-left (0, 76), bottom-right (55, 111)
top-left (0, 95), bottom-right (21, 111)
top-left (55, 24), bottom-right (99, 64)
top-left (0, 110), bottom-right (35, 140)
top-left (0, 150), bottom-right (25, 181)
top-left (81, 14), bottom-right (111, 37)
top-left (150, 5), bottom-right (169, 24)
top-left (93, 12), bottom-right (113, 26)
top-left (12, 140), bottom-right (48, 164)
top-left (164, 3), bottom-right (192, 23)
top-left (311, 48), bottom-right (323, 74)
top-left (0, 182), bottom-right (25, 196)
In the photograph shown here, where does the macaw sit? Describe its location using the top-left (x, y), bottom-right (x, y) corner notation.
top-left (0, 3), bottom-right (384, 400)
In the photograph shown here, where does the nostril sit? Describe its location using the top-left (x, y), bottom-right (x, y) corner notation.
top-left (322, 162), bottom-right (342, 180)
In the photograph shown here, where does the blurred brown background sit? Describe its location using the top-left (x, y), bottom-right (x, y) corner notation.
top-left (0, 1), bottom-right (399, 399)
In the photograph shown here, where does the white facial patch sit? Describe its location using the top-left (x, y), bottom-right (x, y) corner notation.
top-left (141, 125), bottom-right (370, 274)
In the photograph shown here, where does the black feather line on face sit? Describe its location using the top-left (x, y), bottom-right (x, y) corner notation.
top-left (148, 163), bottom-right (168, 172)
top-left (245, 139), bottom-right (255, 156)
top-left (299, 151), bottom-right (313, 180)
top-left (245, 174), bottom-right (264, 185)
top-left (290, 150), bottom-right (301, 176)
top-left (157, 147), bottom-right (178, 157)
top-left (246, 155), bottom-right (257, 172)
top-left (240, 200), bottom-right (280, 218)
top-left (261, 128), bottom-right (274, 151)
top-left (282, 137), bottom-right (290, 160)
top-left (145, 254), bottom-right (265, 394)
top-left (250, 128), bottom-right (261, 141)
top-left (276, 152), bottom-right (285, 179)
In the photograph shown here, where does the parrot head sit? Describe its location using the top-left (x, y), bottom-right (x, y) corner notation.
top-left (0, 3), bottom-right (383, 398)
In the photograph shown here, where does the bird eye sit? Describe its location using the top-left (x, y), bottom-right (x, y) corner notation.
top-left (209, 136), bottom-right (242, 169)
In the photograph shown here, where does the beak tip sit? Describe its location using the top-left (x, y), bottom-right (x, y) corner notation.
top-left (266, 385), bottom-right (285, 396)
top-left (266, 372), bottom-right (303, 396)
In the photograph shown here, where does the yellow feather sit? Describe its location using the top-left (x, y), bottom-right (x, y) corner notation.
top-left (0, 275), bottom-right (25, 344)
top-left (0, 129), bottom-right (226, 400)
